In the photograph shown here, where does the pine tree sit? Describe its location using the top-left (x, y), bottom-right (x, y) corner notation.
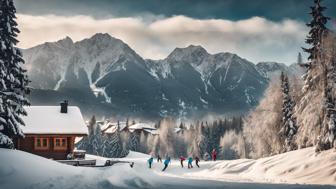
top-left (197, 124), bottom-right (209, 157)
top-left (280, 72), bottom-right (298, 151)
top-left (128, 131), bottom-right (140, 151)
top-left (301, 0), bottom-right (329, 93)
top-left (302, 0), bottom-right (329, 68)
top-left (103, 126), bottom-right (126, 157)
top-left (321, 78), bottom-right (336, 149)
top-left (0, 0), bottom-right (30, 148)
top-left (318, 39), bottom-right (336, 150)
top-left (76, 116), bottom-right (95, 153)
top-left (295, 0), bottom-right (332, 150)
top-left (92, 124), bottom-right (103, 155)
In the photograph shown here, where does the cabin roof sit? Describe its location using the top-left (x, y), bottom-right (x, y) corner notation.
top-left (128, 123), bottom-right (156, 131)
top-left (21, 106), bottom-right (88, 135)
top-left (100, 121), bottom-right (128, 134)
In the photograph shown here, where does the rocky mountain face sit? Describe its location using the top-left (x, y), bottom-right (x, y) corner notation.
top-left (23, 33), bottom-right (281, 119)
top-left (256, 61), bottom-right (305, 79)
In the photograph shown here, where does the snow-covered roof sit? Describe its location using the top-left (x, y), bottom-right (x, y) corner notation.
top-left (128, 123), bottom-right (156, 130)
top-left (100, 121), bottom-right (128, 134)
top-left (21, 106), bottom-right (88, 135)
top-left (144, 129), bottom-right (159, 135)
top-left (174, 128), bottom-right (182, 133)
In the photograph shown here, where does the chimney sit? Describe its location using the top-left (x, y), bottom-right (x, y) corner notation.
top-left (60, 100), bottom-right (68, 113)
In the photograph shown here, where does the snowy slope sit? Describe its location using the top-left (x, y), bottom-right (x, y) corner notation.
top-left (180, 147), bottom-right (336, 185)
top-left (0, 147), bottom-right (335, 189)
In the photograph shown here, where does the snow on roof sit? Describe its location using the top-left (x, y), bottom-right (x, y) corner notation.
top-left (174, 128), bottom-right (182, 133)
top-left (128, 123), bottom-right (155, 130)
top-left (144, 129), bottom-right (159, 135)
top-left (21, 106), bottom-right (88, 135)
top-left (100, 121), bottom-right (128, 134)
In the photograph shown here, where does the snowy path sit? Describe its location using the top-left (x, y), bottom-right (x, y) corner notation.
top-left (0, 148), bottom-right (335, 189)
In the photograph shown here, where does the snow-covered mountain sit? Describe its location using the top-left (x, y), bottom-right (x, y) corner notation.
top-left (256, 62), bottom-right (305, 79)
top-left (23, 33), bottom-right (268, 119)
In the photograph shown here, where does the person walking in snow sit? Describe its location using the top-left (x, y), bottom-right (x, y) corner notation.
top-left (179, 156), bottom-right (186, 168)
top-left (195, 156), bottom-right (200, 168)
top-left (162, 157), bottom-right (171, 171)
top-left (147, 157), bottom-right (154, 168)
top-left (187, 156), bottom-right (193, 168)
top-left (212, 149), bottom-right (217, 161)
top-left (157, 154), bottom-right (162, 163)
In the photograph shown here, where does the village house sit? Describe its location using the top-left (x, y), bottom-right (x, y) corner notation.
top-left (99, 120), bottom-right (159, 136)
top-left (14, 101), bottom-right (88, 160)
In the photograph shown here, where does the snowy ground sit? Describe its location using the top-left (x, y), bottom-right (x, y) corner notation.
top-left (0, 148), bottom-right (335, 189)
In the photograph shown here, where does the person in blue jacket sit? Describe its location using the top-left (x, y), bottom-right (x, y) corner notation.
top-left (188, 156), bottom-right (193, 168)
top-left (162, 157), bottom-right (171, 171)
top-left (147, 157), bottom-right (154, 168)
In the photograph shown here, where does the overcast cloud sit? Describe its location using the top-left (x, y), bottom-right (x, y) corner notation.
top-left (17, 14), bottom-right (308, 64)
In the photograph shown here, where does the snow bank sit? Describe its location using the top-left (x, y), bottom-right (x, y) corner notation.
top-left (126, 151), bottom-right (151, 159)
top-left (180, 147), bottom-right (336, 185)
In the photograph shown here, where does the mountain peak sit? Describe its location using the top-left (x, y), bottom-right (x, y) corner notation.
top-left (83, 33), bottom-right (128, 48)
top-left (40, 36), bottom-right (73, 50)
top-left (56, 36), bottom-right (73, 44)
top-left (167, 45), bottom-right (209, 64)
top-left (179, 45), bottom-right (207, 54)
top-left (91, 33), bottom-right (114, 40)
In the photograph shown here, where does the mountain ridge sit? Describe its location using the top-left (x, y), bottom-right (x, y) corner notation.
top-left (22, 33), bottom-right (301, 119)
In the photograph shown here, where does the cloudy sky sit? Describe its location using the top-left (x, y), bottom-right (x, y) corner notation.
top-left (14, 0), bottom-right (336, 64)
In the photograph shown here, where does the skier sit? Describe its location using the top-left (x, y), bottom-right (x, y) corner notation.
top-left (195, 156), bottom-right (200, 168)
top-left (157, 154), bottom-right (162, 163)
top-left (212, 149), bottom-right (217, 161)
top-left (187, 156), bottom-right (193, 168)
top-left (162, 157), bottom-right (171, 171)
top-left (179, 156), bottom-right (186, 168)
top-left (147, 157), bottom-right (154, 168)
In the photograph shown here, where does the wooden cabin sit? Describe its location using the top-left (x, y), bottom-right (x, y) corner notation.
top-left (14, 101), bottom-right (88, 160)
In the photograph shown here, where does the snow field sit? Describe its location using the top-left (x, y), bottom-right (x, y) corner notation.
top-left (0, 147), bottom-right (335, 189)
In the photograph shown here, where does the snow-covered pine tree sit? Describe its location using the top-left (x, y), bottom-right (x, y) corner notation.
top-left (302, 0), bottom-right (329, 66)
top-left (320, 78), bottom-right (336, 149)
top-left (103, 125), bottom-right (127, 157)
top-left (280, 72), bottom-right (298, 151)
top-left (197, 123), bottom-right (209, 157)
top-left (301, 0), bottom-right (329, 92)
top-left (0, 0), bottom-right (30, 148)
top-left (92, 124), bottom-right (103, 155)
top-left (127, 131), bottom-right (140, 151)
top-left (243, 78), bottom-right (283, 158)
top-left (295, 0), bottom-right (332, 149)
top-left (76, 116), bottom-right (95, 153)
top-left (317, 32), bottom-right (336, 150)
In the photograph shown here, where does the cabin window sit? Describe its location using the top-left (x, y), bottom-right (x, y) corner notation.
top-left (34, 137), bottom-right (49, 150)
top-left (54, 138), bottom-right (67, 150)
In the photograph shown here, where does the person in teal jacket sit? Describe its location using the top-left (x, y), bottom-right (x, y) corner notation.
top-left (188, 156), bottom-right (193, 168)
top-left (147, 157), bottom-right (154, 168)
top-left (162, 157), bottom-right (171, 171)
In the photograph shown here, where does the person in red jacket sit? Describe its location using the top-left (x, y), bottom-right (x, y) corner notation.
top-left (179, 156), bottom-right (186, 168)
top-left (212, 149), bottom-right (217, 161)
